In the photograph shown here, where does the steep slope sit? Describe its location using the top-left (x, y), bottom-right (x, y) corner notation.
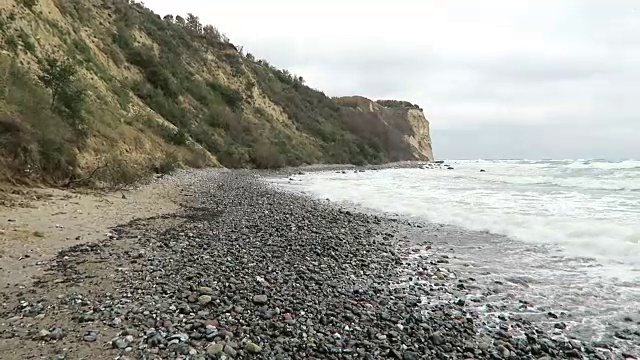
top-left (337, 96), bottom-right (434, 161)
top-left (0, 0), bottom-right (434, 187)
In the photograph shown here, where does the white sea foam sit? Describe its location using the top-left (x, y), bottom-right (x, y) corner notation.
top-left (271, 159), bottom-right (640, 351)
top-left (274, 160), bottom-right (640, 278)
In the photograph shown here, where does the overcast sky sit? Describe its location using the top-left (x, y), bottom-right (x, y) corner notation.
top-left (145, 0), bottom-right (639, 160)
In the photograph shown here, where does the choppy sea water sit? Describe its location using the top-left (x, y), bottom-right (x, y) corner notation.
top-left (270, 159), bottom-right (640, 355)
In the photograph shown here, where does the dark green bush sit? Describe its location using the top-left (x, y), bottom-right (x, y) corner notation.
top-left (19, 0), bottom-right (38, 11)
top-left (18, 29), bottom-right (37, 54)
top-left (36, 54), bottom-right (88, 134)
top-left (206, 81), bottom-right (243, 111)
top-left (157, 150), bottom-right (181, 174)
top-left (0, 59), bottom-right (80, 184)
top-left (5, 34), bottom-right (19, 52)
top-left (168, 129), bottom-right (189, 146)
top-left (55, 0), bottom-right (92, 25)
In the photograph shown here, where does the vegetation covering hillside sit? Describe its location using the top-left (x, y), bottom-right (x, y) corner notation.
top-left (0, 0), bottom-right (433, 187)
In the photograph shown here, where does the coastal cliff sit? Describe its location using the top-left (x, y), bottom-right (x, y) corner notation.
top-left (0, 0), bottom-right (435, 186)
top-left (337, 96), bottom-right (434, 161)
top-left (405, 109), bottom-right (434, 161)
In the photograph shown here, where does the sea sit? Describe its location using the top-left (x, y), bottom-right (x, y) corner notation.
top-left (271, 159), bottom-right (640, 355)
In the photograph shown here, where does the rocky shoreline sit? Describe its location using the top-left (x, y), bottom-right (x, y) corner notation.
top-left (0, 171), bottom-right (618, 359)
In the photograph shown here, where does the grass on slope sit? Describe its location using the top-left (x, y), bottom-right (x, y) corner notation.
top-left (0, 0), bottom-right (420, 187)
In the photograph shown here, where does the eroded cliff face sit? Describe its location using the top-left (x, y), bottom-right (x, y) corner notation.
top-left (1, 0), bottom-right (435, 185)
top-left (336, 96), bottom-right (434, 162)
top-left (405, 109), bottom-right (434, 161)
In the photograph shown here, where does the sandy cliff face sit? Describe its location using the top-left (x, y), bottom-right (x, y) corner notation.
top-left (405, 109), bottom-right (434, 161)
top-left (1, 0), bottom-right (435, 185)
top-left (337, 96), bottom-right (434, 162)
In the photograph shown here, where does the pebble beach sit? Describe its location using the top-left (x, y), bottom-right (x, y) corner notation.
top-left (0, 170), bottom-right (620, 359)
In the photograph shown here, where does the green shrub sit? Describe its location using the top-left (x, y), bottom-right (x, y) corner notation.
top-left (36, 54), bottom-right (88, 134)
top-left (99, 155), bottom-right (147, 188)
top-left (55, 0), bottom-right (92, 25)
top-left (0, 116), bottom-right (37, 176)
top-left (54, 82), bottom-right (87, 132)
top-left (376, 99), bottom-right (422, 110)
top-left (18, 29), bottom-right (37, 54)
top-left (103, 43), bottom-right (126, 67)
top-left (157, 150), bottom-right (180, 174)
top-left (0, 15), bottom-right (9, 34)
top-left (71, 38), bottom-right (93, 63)
top-left (0, 59), bottom-right (81, 184)
top-left (168, 129), bottom-right (189, 146)
top-left (184, 148), bottom-right (211, 168)
top-left (110, 81), bottom-right (131, 110)
top-left (19, 0), bottom-right (39, 11)
top-left (217, 144), bottom-right (250, 168)
top-left (206, 81), bottom-right (243, 111)
top-left (250, 138), bottom-right (285, 169)
top-left (36, 134), bottom-right (78, 177)
top-left (5, 34), bottom-right (19, 52)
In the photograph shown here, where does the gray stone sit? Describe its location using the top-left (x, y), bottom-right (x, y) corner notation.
top-left (176, 343), bottom-right (191, 355)
top-left (168, 333), bottom-right (189, 342)
top-left (223, 344), bottom-right (237, 356)
top-left (207, 343), bottom-right (224, 355)
top-left (246, 342), bottom-right (262, 353)
top-left (83, 329), bottom-right (99, 343)
top-left (148, 334), bottom-right (165, 347)
top-left (49, 328), bottom-right (64, 340)
top-left (11, 173), bottom-right (606, 360)
top-left (198, 295), bottom-right (212, 305)
top-left (554, 322), bottom-right (567, 330)
top-left (497, 345), bottom-right (510, 358)
top-left (113, 337), bottom-right (129, 349)
top-left (403, 352), bottom-right (420, 360)
top-left (252, 294), bottom-right (268, 304)
top-left (83, 334), bottom-right (97, 342)
top-left (430, 333), bottom-right (444, 345)
top-left (199, 286), bottom-right (214, 295)
top-left (562, 349), bottom-right (581, 358)
top-left (123, 328), bottom-right (139, 337)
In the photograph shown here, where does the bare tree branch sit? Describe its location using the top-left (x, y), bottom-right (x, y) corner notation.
top-left (61, 163), bottom-right (108, 188)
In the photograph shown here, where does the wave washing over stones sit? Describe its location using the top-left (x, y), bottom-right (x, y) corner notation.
top-left (0, 171), bottom-right (621, 359)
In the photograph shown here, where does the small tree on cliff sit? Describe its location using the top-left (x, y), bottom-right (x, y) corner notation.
top-left (37, 55), bottom-right (87, 132)
top-left (203, 24), bottom-right (221, 42)
top-left (186, 13), bottom-right (202, 34)
top-left (37, 56), bottom-right (77, 110)
top-left (163, 14), bottom-right (174, 23)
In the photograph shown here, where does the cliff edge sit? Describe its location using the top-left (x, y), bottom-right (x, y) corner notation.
top-left (405, 109), bottom-right (434, 161)
top-left (0, 0), bottom-right (434, 187)
top-left (337, 96), bottom-right (434, 161)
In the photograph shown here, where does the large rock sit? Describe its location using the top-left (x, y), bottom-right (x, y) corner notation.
top-left (246, 342), bottom-right (262, 353)
top-left (198, 295), bottom-right (212, 305)
top-left (252, 294), bottom-right (268, 304)
top-left (207, 344), bottom-right (224, 356)
top-left (199, 287), bottom-right (214, 295)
